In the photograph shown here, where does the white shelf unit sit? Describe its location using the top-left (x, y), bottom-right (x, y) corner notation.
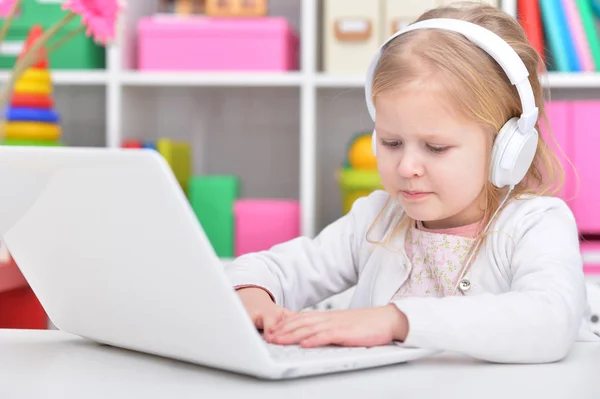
top-left (11, 0), bottom-right (600, 239)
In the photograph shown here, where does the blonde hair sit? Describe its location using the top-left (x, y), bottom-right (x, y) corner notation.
top-left (366, 2), bottom-right (566, 269)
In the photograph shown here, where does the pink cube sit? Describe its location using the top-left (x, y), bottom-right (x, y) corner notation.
top-left (137, 16), bottom-right (299, 71)
top-left (581, 241), bottom-right (600, 275)
top-left (572, 101), bottom-right (600, 233)
top-left (234, 199), bottom-right (300, 257)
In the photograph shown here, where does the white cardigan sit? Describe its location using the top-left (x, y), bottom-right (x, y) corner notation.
top-left (225, 190), bottom-right (600, 363)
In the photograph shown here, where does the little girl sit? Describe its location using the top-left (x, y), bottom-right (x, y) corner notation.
top-left (225, 2), bottom-right (599, 363)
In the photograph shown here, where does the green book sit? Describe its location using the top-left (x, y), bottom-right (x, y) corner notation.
top-left (576, 0), bottom-right (600, 71)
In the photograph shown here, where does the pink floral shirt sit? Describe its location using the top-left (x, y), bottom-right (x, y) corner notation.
top-left (392, 220), bottom-right (482, 299)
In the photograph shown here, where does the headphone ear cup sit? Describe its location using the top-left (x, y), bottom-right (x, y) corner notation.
top-left (490, 117), bottom-right (538, 188)
top-left (489, 119), bottom-right (514, 188)
top-left (372, 129), bottom-right (377, 156)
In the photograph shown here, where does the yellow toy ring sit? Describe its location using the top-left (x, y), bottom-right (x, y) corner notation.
top-left (3, 122), bottom-right (61, 141)
top-left (20, 69), bottom-right (51, 84)
top-left (13, 80), bottom-right (52, 95)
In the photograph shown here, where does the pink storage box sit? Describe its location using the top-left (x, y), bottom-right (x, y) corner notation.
top-left (539, 101), bottom-right (575, 202)
top-left (572, 101), bottom-right (600, 234)
top-left (581, 241), bottom-right (600, 275)
top-left (137, 16), bottom-right (299, 71)
top-left (234, 199), bottom-right (300, 257)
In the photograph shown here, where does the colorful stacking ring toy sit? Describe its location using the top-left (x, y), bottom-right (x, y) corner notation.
top-left (20, 69), bottom-right (51, 84)
top-left (6, 107), bottom-right (59, 123)
top-left (13, 80), bottom-right (52, 95)
top-left (3, 122), bottom-right (61, 141)
top-left (10, 93), bottom-right (54, 108)
top-left (1, 139), bottom-right (61, 146)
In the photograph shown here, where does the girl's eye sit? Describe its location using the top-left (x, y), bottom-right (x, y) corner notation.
top-left (381, 140), bottom-right (401, 148)
top-left (427, 145), bottom-right (448, 154)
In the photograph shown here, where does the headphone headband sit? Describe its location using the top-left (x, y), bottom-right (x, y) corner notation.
top-left (364, 18), bottom-right (538, 134)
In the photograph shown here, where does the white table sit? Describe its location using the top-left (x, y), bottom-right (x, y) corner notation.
top-left (1, 329), bottom-right (599, 399)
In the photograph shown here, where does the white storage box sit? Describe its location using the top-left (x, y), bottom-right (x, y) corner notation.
top-left (322, 0), bottom-right (382, 74)
top-left (383, 0), bottom-right (438, 38)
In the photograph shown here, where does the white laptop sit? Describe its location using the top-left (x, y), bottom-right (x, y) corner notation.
top-left (0, 146), bottom-right (437, 379)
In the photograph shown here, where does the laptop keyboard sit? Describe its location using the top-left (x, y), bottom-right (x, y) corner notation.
top-left (266, 342), bottom-right (389, 361)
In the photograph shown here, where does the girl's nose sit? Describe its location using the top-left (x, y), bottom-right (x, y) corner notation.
top-left (397, 152), bottom-right (424, 178)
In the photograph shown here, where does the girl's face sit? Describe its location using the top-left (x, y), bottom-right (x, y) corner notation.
top-left (374, 83), bottom-right (489, 229)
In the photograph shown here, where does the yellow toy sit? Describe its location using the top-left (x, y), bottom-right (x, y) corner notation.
top-left (337, 132), bottom-right (382, 214)
top-left (348, 133), bottom-right (377, 170)
top-left (3, 122), bottom-right (61, 140)
top-left (13, 80), bottom-right (52, 95)
top-left (157, 138), bottom-right (192, 194)
top-left (20, 69), bottom-right (52, 85)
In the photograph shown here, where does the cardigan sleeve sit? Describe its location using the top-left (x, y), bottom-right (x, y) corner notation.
top-left (224, 191), bottom-right (388, 311)
top-left (392, 199), bottom-right (592, 363)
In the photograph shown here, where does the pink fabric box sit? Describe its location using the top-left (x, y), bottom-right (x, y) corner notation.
top-left (234, 199), bottom-right (300, 257)
top-left (572, 101), bottom-right (600, 234)
top-left (539, 101), bottom-right (575, 202)
top-left (581, 241), bottom-right (600, 275)
top-left (137, 16), bottom-right (299, 71)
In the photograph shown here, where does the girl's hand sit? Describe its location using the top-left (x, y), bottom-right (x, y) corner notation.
top-left (236, 287), bottom-right (296, 332)
top-left (264, 304), bottom-right (409, 348)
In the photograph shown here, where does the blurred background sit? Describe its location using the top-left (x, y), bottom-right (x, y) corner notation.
top-left (0, 0), bottom-right (599, 329)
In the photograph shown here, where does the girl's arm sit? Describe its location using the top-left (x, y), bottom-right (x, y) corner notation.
top-left (393, 199), bottom-right (593, 363)
top-left (224, 191), bottom-right (388, 312)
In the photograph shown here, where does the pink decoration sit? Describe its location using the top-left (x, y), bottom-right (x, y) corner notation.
top-left (0, 0), bottom-right (17, 17)
top-left (62, 0), bottom-right (123, 45)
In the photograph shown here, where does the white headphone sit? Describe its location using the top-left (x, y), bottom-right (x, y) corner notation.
top-left (365, 18), bottom-right (539, 189)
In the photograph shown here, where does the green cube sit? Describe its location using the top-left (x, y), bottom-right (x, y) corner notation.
top-left (188, 175), bottom-right (240, 258)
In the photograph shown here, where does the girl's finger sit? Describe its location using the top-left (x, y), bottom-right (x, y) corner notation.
top-left (262, 313), bottom-right (282, 334)
top-left (299, 330), bottom-right (337, 348)
top-left (273, 312), bottom-right (329, 335)
top-left (272, 325), bottom-right (323, 345)
top-left (265, 308), bottom-right (295, 333)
